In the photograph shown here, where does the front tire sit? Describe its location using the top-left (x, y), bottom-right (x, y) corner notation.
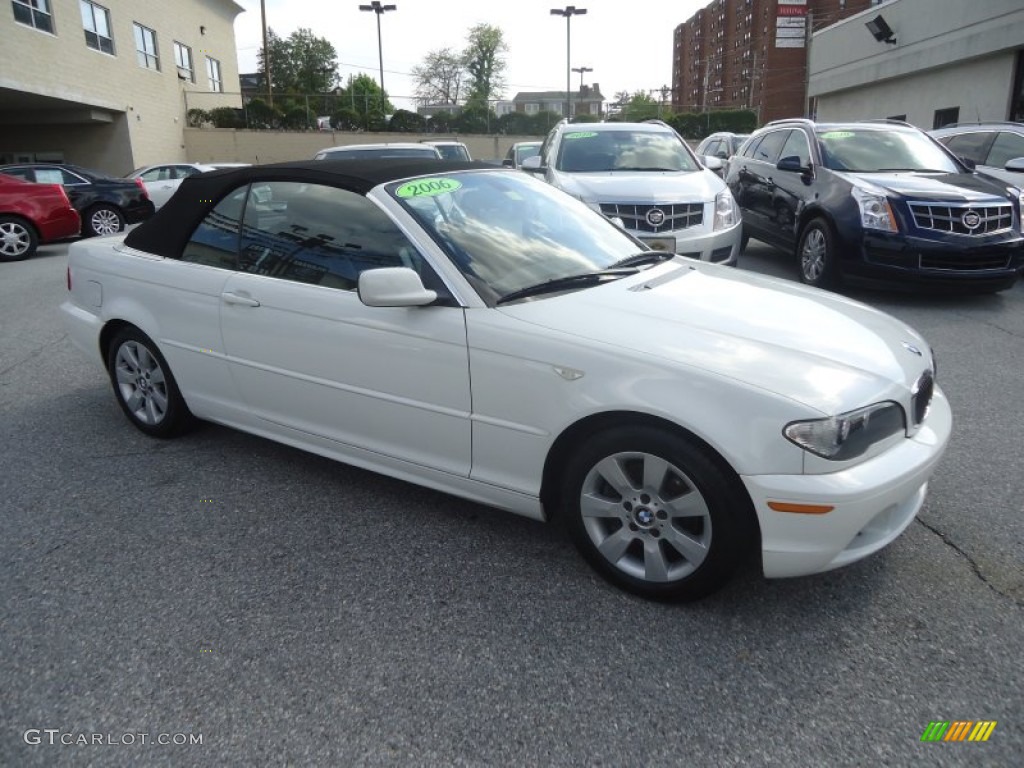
top-left (84, 204), bottom-right (125, 237)
top-left (797, 217), bottom-right (840, 289)
top-left (107, 327), bottom-right (194, 437)
top-left (560, 426), bottom-right (753, 601)
top-left (0, 215), bottom-right (38, 261)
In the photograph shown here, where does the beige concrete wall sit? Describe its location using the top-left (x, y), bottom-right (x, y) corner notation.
top-left (184, 130), bottom-right (545, 165)
top-left (1, 0), bottom-right (242, 173)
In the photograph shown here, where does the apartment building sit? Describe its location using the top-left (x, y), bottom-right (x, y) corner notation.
top-left (671, 0), bottom-right (878, 125)
top-left (1, 0), bottom-right (243, 174)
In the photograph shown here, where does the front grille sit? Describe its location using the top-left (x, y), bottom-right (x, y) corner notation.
top-left (911, 370), bottom-right (934, 426)
top-left (919, 252), bottom-right (1012, 271)
top-left (600, 202), bottom-right (703, 233)
top-left (907, 201), bottom-right (1012, 235)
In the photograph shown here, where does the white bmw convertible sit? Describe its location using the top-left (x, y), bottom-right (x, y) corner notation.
top-left (60, 159), bottom-right (952, 600)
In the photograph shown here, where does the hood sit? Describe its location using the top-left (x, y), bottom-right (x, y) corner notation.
top-left (553, 168), bottom-right (725, 204)
top-left (839, 171), bottom-right (1012, 202)
top-left (498, 262), bottom-right (931, 415)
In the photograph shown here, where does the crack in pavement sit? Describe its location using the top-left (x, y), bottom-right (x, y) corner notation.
top-left (915, 517), bottom-right (1024, 607)
top-left (0, 333), bottom-right (69, 379)
top-left (948, 307), bottom-right (1024, 342)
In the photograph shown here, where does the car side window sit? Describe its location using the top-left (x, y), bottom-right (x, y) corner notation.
top-left (779, 130), bottom-right (811, 167)
top-left (138, 167), bottom-right (165, 182)
top-left (753, 130), bottom-right (789, 165)
top-left (181, 185), bottom-right (248, 270)
top-left (237, 181), bottom-right (424, 292)
top-left (986, 131), bottom-right (1024, 168)
top-left (941, 132), bottom-right (993, 165)
top-left (1, 167), bottom-right (33, 181)
top-left (739, 135), bottom-right (763, 159)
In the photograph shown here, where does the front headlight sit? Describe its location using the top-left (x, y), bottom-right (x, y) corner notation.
top-left (784, 402), bottom-right (906, 461)
top-left (1018, 190), bottom-right (1024, 234)
top-left (851, 186), bottom-right (898, 232)
top-left (713, 188), bottom-right (738, 230)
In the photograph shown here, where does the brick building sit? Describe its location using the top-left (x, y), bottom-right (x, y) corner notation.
top-left (672, 0), bottom-right (880, 125)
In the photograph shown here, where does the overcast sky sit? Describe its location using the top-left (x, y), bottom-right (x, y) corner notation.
top-left (232, 0), bottom-right (706, 110)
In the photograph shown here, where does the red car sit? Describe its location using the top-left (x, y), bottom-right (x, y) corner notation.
top-left (0, 173), bottom-right (81, 261)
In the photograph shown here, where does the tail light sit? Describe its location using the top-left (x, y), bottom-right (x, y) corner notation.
top-left (133, 177), bottom-right (149, 200)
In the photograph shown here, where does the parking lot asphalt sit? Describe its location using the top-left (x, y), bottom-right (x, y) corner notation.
top-left (1, 239), bottom-right (1022, 767)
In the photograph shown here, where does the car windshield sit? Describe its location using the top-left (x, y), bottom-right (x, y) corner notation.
top-left (388, 170), bottom-right (648, 302)
top-left (434, 145), bottom-right (470, 161)
top-left (325, 148), bottom-right (438, 160)
top-left (816, 128), bottom-right (960, 173)
top-left (556, 129), bottom-right (699, 173)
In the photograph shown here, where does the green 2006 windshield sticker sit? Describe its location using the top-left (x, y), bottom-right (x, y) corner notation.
top-left (820, 131), bottom-right (855, 139)
top-left (564, 131), bottom-right (598, 139)
top-left (395, 177), bottom-right (462, 198)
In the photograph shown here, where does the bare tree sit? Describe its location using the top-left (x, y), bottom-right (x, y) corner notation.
top-left (412, 48), bottom-right (464, 106)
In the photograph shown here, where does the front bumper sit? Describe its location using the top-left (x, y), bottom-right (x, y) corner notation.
top-left (850, 231), bottom-right (1024, 285)
top-left (742, 385), bottom-right (952, 578)
top-left (633, 221), bottom-right (741, 265)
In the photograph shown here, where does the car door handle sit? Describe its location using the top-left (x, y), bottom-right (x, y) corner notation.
top-left (221, 292), bottom-right (260, 307)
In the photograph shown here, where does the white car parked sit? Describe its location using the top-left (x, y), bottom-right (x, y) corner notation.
top-left (523, 119), bottom-right (742, 264)
top-left (127, 162), bottom-right (249, 209)
top-left (60, 159), bottom-right (951, 601)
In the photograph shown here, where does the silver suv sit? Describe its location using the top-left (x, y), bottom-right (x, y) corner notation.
top-left (522, 120), bottom-right (741, 263)
top-left (930, 122), bottom-right (1024, 186)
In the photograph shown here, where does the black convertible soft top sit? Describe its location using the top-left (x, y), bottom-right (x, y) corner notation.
top-left (124, 158), bottom-right (498, 259)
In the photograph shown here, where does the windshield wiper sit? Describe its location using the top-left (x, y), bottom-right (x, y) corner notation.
top-left (874, 167), bottom-right (950, 173)
top-left (606, 251), bottom-right (676, 270)
top-left (613, 166), bottom-right (680, 172)
top-left (497, 271), bottom-right (627, 305)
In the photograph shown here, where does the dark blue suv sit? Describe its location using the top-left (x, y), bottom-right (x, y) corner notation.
top-left (725, 119), bottom-right (1024, 292)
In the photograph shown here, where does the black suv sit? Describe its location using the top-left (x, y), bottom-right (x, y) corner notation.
top-left (725, 119), bottom-right (1024, 292)
top-left (0, 163), bottom-right (154, 237)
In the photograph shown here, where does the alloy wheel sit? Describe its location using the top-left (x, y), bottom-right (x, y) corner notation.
top-left (579, 451), bottom-right (712, 583)
top-left (114, 341), bottom-right (169, 426)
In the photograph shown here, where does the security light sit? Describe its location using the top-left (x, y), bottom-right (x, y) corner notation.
top-left (865, 15), bottom-right (897, 44)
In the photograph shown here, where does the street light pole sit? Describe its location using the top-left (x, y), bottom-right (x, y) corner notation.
top-left (359, 2), bottom-right (396, 94)
top-left (550, 6), bottom-right (587, 120)
top-left (260, 0), bottom-right (272, 107)
top-left (571, 66), bottom-right (592, 118)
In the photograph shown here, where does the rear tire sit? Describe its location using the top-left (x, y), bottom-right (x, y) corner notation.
top-left (0, 215), bottom-right (38, 261)
top-left (84, 204), bottom-right (125, 237)
top-left (560, 425), bottom-right (753, 601)
top-left (106, 327), bottom-right (195, 438)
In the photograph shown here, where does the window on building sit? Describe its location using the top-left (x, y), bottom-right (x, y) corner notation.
top-left (932, 107), bottom-right (959, 129)
top-left (206, 56), bottom-right (223, 92)
top-left (525, 103), bottom-right (539, 115)
top-left (80, 1), bottom-right (114, 55)
top-left (174, 41), bottom-right (194, 82)
top-left (12, 0), bottom-right (53, 32)
top-left (1011, 50), bottom-right (1024, 122)
top-left (134, 23), bottom-right (159, 70)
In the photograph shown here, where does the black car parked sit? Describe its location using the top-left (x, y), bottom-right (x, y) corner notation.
top-left (0, 163), bottom-right (154, 237)
top-left (725, 119), bottom-right (1024, 292)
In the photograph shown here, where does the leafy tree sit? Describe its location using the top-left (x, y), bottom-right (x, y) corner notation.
top-left (621, 91), bottom-right (659, 122)
top-left (427, 111), bottom-right (455, 133)
top-left (244, 98), bottom-right (283, 129)
top-left (338, 74), bottom-right (394, 126)
top-left (463, 24), bottom-right (507, 109)
top-left (497, 111), bottom-right (533, 135)
top-left (454, 105), bottom-right (495, 134)
top-left (330, 108), bottom-right (362, 131)
top-left (389, 109), bottom-right (428, 133)
top-left (530, 110), bottom-right (563, 134)
top-left (412, 48), bottom-right (463, 106)
top-left (209, 107), bottom-right (245, 128)
top-left (186, 108), bottom-right (210, 128)
top-left (258, 27), bottom-right (337, 96)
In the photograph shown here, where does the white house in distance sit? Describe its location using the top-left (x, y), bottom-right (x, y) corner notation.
top-left (1, 0), bottom-right (244, 174)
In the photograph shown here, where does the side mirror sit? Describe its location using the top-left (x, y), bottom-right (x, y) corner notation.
top-left (703, 156), bottom-right (724, 172)
top-left (1004, 157), bottom-right (1024, 173)
top-left (777, 155), bottom-right (810, 173)
top-left (358, 267), bottom-right (437, 307)
top-left (521, 155), bottom-right (544, 172)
